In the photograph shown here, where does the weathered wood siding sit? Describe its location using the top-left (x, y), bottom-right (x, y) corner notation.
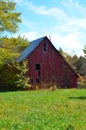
top-left (26, 37), bottom-right (78, 88)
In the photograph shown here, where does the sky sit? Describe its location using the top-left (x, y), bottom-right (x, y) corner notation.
top-left (13, 0), bottom-right (86, 56)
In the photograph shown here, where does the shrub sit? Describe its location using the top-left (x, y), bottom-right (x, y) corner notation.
top-left (15, 60), bottom-right (31, 90)
top-left (0, 60), bottom-right (31, 90)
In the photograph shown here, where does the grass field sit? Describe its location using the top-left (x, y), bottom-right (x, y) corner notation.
top-left (0, 89), bottom-right (86, 130)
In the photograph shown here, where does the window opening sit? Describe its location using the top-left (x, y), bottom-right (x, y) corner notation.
top-left (44, 43), bottom-right (47, 52)
top-left (35, 64), bottom-right (40, 70)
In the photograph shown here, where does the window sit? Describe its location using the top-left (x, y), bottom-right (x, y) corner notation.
top-left (44, 43), bottom-right (47, 52)
top-left (35, 64), bottom-right (40, 70)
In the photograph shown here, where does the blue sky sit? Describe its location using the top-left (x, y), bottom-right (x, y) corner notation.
top-left (13, 0), bottom-right (86, 56)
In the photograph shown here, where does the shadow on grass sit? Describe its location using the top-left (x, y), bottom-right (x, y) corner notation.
top-left (69, 96), bottom-right (86, 100)
top-left (0, 89), bottom-right (18, 93)
top-left (0, 86), bottom-right (19, 93)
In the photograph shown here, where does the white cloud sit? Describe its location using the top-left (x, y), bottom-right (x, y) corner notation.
top-left (17, 31), bottom-right (47, 41)
top-left (74, 1), bottom-right (86, 17)
top-left (68, 18), bottom-right (86, 29)
top-left (14, 0), bottom-right (23, 4)
top-left (62, 0), bottom-right (74, 9)
top-left (12, 31), bottom-right (39, 41)
top-left (57, 17), bottom-right (86, 34)
top-left (62, 0), bottom-right (76, 9)
top-left (19, 0), bottom-right (67, 19)
top-left (51, 32), bottom-right (84, 56)
top-left (22, 20), bottom-right (32, 29)
top-left (30, 5), bottom-right (67, 19)
top-left (29, 4), bottom-right (49, 15)
top-left (62, 0), bottom-right (86, 17)
top-left (23, 1), bottom-right (86, 32)
top-left (19, 31), bottom-right (39, 41)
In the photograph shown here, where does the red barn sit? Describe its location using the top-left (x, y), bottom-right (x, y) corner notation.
top-left (18, 36), bottom-right (79, 88)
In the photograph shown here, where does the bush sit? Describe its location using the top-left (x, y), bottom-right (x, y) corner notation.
top-left (15, 60), bottom-right (31, 90)
top-left (0, 60), bottom-right (31, 90)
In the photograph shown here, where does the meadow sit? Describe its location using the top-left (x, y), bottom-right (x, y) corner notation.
top-left (0, 89), bottom-right (86, 130)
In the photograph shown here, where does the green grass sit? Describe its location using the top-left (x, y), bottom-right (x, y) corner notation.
top-left (0, 89), bottom-right (86, 130)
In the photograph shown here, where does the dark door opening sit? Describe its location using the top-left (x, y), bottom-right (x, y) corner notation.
top-left (36, 78), bottom-right (40, 83)
top-left (35, 64), bottom-right (41, 83)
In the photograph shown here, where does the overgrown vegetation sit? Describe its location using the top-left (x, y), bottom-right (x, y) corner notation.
top-left (0, 89), bottom-right (86, 129)
top-left (15, 60), bottom-right (31, 90)
top-left (0, 60), bottom-right (31, 90)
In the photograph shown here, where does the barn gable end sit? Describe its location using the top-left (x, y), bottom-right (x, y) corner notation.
top-left (18, 36), bottom-right (79, 88)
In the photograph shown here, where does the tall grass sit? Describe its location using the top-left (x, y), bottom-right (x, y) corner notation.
top-left (0, 89), bottom-right (86, 130)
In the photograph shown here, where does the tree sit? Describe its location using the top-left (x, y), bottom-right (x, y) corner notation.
top-left (59, 48), bottom-right (72, 64)
top-left (0, 0), bottom-right (22, 65)
top-left (83, 45), bottom-right (86, 57)
top-left (0, 36), bottom-right (29, 65)
top-left (0, 36), bottom-right (30, 90)
top-left (0, 1), bottom-right (31, 90)
top-left (59, 48), bottom-right (78, 70)
top-left (0, 0), bottom-right (21, 33)
top-left (75, 56), bottom-right (86, 76)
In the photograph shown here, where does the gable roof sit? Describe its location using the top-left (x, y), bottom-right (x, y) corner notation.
top-left (17, 36), bottom-right (79, 77)
top-left (17, 36), bottom-right (46, 62)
